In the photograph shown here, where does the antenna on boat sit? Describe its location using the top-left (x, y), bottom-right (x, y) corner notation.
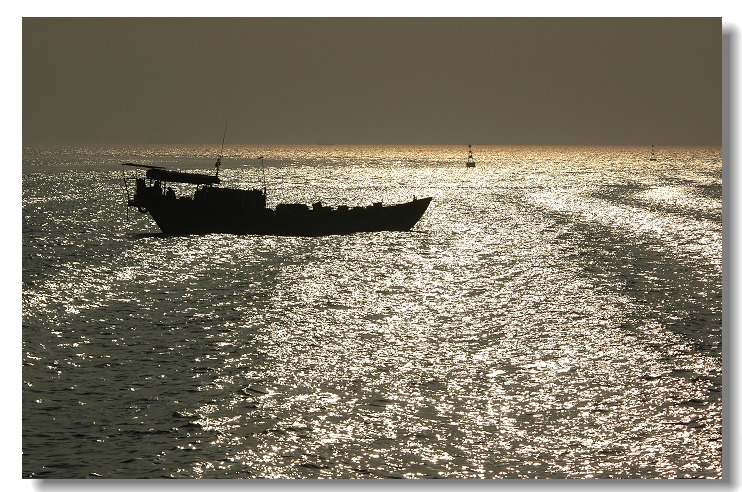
top-left (258, 155), bottom-right (266, 194)
top-left (215, 120), bottom-right (228, 178)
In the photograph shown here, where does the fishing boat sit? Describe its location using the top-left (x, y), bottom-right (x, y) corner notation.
top-left (121, 157), bottom-right (432, 236)
top-left (466, 144), bottom-right (476, 168)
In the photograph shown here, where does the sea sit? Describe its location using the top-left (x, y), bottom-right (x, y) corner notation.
top-left (21, 144), bottom-right (723, 479)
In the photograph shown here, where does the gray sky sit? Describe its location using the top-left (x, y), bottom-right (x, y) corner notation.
top-left (22, 17), bottom-right (721, 146)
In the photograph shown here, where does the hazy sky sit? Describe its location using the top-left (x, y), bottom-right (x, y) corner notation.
top-left (22, 17), bottom-right (721, 146)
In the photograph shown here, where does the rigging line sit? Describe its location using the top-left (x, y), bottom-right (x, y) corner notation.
top-left (220, 120), bottom-right (228, 158)
top-left (259, 155), bottom-right (267, 193)
top-left (120, 164), bottom-right (130, 222)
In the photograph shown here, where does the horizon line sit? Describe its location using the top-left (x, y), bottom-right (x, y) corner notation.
top-left (21, 142), bottom-right (723, 148)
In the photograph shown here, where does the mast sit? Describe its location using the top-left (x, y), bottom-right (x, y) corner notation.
top-left (258, 155), bottom-right (266, 194)
top-left (215, 120), bottom-right (228, 178)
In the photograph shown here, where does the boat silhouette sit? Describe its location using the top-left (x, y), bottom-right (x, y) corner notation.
top-left (122, 159), bottom-right (432, 236)
top-left (466, 144), bottom-right (476, 168)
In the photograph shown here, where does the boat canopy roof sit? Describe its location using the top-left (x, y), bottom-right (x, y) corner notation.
top-left (122, 162), bottom-right (166, 169)
top-left (145, 168), bottom-right (221, 185)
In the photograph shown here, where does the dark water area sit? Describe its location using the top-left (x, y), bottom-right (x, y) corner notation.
top-left (22, 144), bottom-right (722, 478)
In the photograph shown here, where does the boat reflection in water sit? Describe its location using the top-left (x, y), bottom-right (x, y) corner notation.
top-left (122, 160), bottom-right (432, 236)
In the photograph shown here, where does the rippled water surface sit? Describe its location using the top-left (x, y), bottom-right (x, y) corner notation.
top-left (22, 144), bottom-right (722, 478)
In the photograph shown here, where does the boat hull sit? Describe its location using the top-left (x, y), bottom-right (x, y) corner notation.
top-left (132, 190), bottom-right (432, 236)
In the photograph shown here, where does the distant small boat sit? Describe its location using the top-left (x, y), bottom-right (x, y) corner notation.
top-left (650, 145), bottom-right (657, 161)
top-left (466, 144), bottom-right (476, 168)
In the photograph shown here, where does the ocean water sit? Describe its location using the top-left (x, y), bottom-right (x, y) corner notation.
top-left (22, 144), bottom-right (722, 479)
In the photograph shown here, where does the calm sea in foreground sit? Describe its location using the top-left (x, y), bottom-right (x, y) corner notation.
top-left (22, 144), bottom-right (722, 479)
